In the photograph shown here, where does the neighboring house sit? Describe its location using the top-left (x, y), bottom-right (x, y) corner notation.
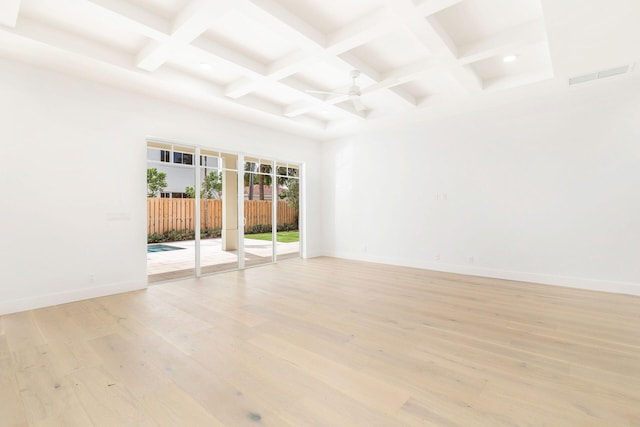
top-left (244, 184), bottom-right (281, 201)
top-left (147, 147), bottom-right (219, 198)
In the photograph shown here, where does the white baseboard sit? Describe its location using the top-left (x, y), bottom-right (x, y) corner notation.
top-left (323, 251), bottom-right (640, 296)
top-left (0, 281), bottom-right (147, 316)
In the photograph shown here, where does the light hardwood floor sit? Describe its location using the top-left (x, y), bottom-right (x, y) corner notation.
top-left (1, 257), bottom-right (639, 426)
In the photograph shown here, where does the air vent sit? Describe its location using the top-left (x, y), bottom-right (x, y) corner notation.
top-left (569, 64), bottom-right (635, 86)
top-left (569, 73), bottom-right (597, 85)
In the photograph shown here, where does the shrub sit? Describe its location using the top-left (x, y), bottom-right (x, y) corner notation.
top-left (243, 223), bottom-right (298, 235)
top-left (148, 233), bottom-right (165, 243)
top-left (148, 228), bottom-right (222, 243)
top-left (202, 228), bottom-right (222, 239)
top-left (245, 224), bottom-right (271, 234)
top-left (147, 223), bottom-right (299, 243)
top-left (278, 222), bottom-right (298, 232)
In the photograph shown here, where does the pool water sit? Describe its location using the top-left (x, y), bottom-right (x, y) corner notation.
top-left (147, 244), bottom-right (185, 253)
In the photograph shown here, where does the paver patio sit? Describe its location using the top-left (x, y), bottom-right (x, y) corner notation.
top-left (147, 237), bottom-right (300, 283)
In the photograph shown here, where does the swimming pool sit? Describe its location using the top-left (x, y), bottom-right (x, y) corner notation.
top-left (147, 244), bottom-right (185, 253)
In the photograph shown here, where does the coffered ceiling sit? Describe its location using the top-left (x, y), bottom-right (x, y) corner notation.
top-left (0, 0), bottom-right (638, 139)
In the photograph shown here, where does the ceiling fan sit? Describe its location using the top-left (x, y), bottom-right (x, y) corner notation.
top-left (306, 69), bottom-right (367, 112)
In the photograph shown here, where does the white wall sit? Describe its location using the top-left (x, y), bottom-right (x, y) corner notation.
top-left (322, 77), bottom-right (640, 295)
top-left (0, 58), bottom-right (322, 314)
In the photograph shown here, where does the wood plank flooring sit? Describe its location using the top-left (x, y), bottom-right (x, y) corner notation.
top-left (1, 257), bottom-right (639, 426)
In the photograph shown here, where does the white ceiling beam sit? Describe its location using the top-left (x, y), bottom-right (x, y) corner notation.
top-left (5, 17), bottom-right (135, 68)
top-left (267, 49), bottom-right (317, 80)
top-left (424, 15), bottom-right (460, 57)
top-left (457, 19), bottom-right (547, 65)
top-left (136, 0), bottom-right (234, 71)
top-left (225, 77), bottom-right (259, 98)
top-left (1, 17), bottom-right (328, 133)
top-left (385, 0), bottom-right (444, 56)
top-left (190, 38), bottom-right (266, 77)
top-left (170, 2), bottom-right (364, 120)
top-left (83, 0), bottom-right (399, 120)
top-left (182, 0), bottom-right (413, 116)
top-left (234, 94), bottom-right (288, 116)
top-left (85, 0), bottom-right (264, 79)
top-left (325, 7), bottom-right (395, 54)
top-left (447, 65), bottom-right (483, 93)
top-left (334, 52), bottom-right (381, 81)
top-left (387, 86), bottom-right (417, 106)
top-left (385, 0), bottom-right (482, 94)
top-left (284, 96), bottom-right (365, 119)
top-left (0, 0), bottom-right (21, 28)
top-left (284, 101), bottom-right (322, 117)
top-left (414, 0), bottom-right (463, 17)
top-left (268, 8), bottom-right (394, 78)
top-left (282, 77), bottom-right (366, 119)
top-left (85, 0), bottom-right (170, 39)
top-left (202, 0), bottom-right (328, 100)
top-left (237, 0), bottom-right (326, 49)
top-left (220, 4), bottom-right (414, 112)
top-left (170, 0), bottom-right (229, 38)
top-left (228, 10), bottom-right (396, 99)
top-left (278, 51), bottom-right (424, 118)
top-left (284, 92), bottom-right (350, 117)
top-left (362, 57), bottom-right (440, 94)
top-left (224, 50), bottom-right (314, 99)
top-left (336, 52), bottom-right (421, 108)
top-left (136, 41), bottom-right (180, 71)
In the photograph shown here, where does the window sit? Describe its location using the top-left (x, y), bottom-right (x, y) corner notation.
top-left (174, 152), bottom-right (193, 165)
top-left (160, 192), bottom-right (187, 199)
top-left (160, 150), bottom-right (170, 162)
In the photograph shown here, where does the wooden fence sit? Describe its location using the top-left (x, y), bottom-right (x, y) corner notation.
top-left (147, 198), bottom-right (297, 235)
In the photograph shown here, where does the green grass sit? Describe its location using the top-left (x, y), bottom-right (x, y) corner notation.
top-left (245, 231), bottom-right (299, 243)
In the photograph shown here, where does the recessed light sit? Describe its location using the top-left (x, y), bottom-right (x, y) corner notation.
top-left (503, 55), bottom-right (518, 63)
top-left (200, 63), bottom-right (212, 71)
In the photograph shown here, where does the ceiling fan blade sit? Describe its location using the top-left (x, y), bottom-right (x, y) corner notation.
top-left (352, 97), bottom-right (366, 112)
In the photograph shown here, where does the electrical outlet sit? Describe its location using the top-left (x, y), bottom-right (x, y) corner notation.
top-left (89, 274), bottom-right (95, 283)
top-left (468, 256), bottom-right (474, 264)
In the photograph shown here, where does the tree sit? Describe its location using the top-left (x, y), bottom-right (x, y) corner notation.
top-left (202, 171), bottom-right (222, 199)
top-left (258, 164), bottom-right (272, 200)
top-left (279, 178), bottom-right (300, 227)
top-left (185, 172), bottom-right (222, 199)
top-left (184, 186), bottom-right (196, 198)
top-left (147, 168), bottom-right (167, 197)
top-left (185, 172), bottom-right (223, 230)
top-left (244, 163), bottom-right (272, 200)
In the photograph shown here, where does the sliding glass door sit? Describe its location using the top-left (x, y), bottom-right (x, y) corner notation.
top-left (276, 164), bottom-right (301, 261)
top-left (147, 140), bottom-right (302, 282)
top-left (243, 158), bottom-right (275, 268)
top-left (146, 142), bottom-right (196, 283)
top-left (198, 150), bottom-right (239, 274)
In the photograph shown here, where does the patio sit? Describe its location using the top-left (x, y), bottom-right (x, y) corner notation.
top-left (147, 237), bottom-right (300, 283)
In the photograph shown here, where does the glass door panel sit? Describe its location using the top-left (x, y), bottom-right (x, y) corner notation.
top-left (199, 151), bottom-right (239, 274)
top-left (276, 164), bottom-right (301, 261)
top-left (146, 142), bottom-right (196, 283)
top-left (244, 160), bottom-right (274, 267)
